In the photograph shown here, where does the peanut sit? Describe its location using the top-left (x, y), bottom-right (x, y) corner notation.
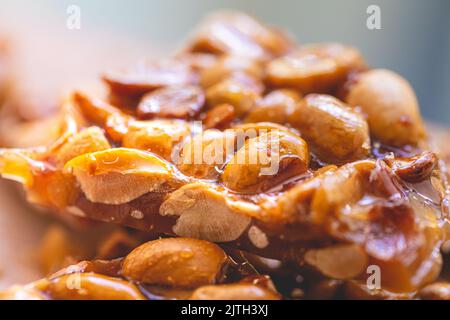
top-left (123, 238), bottom-right (228, 288)
top-left (418, 282), bottom-right (450, 300)
top-left (47, 273), bottom-right (145, 300)
top-left (266, 43), bottom-right (365, 93)
top-left (190, 283), bottom-right (280, 300)
top-left (289, 94), bottom-right (370, 164)
top-left (244, 89), bottom-right (302, 124)
top-left (221, 130), bottom-right (309, 193)
top-left (206, 74), bottom-right (262, 117)
top-left (137, 85), bottom-right (205, 119)
top-left (64, 148), bottom-right (183, 204)
top-left (345, 69), bottom-right (425, 146)
top-left (200, 55), bottom-right (263, 88)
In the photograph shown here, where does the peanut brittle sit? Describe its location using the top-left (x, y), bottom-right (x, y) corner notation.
top-left (0, 11), bottom-right (449, 298)
top-left (0, 238), bottom-right (280, 300)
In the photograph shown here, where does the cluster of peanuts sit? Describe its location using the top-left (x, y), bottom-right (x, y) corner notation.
top-left (0, 11), bottom-right (449, 299)
top-left (0, 237), bottom-right (281, 300)
top-left (2, 234), bottom-right (449, 300)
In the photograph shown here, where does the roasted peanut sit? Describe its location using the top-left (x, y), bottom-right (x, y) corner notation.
top-left (305, 244), bottom-right (368, 279)
top-left (309, 160), bottom-right (443, 292)
top-left (200, 55), bottom-right (263, 88)
top-left (289, 94), bottom-right (370, 163)
top-left (244, 89), bottom-right (302, 124)
top-left (206, 74), bottom-right (262, 117)
top-left (123, 238), bottom-right (228, 288)
top-left (137, 85), bottom-right (205, 119)
top-left (176, 53), bottom-right (218, 72)
top-left (266, 43), bottom-right (365, 93)
top-left (386, 151), bottom-right (437, 182)
top-left (203, 103), bottom-right (236, 130)
top-left (233, 122), bottom-right (298, 137)
top-left (418, 282), bottom-right (450, 300)
top-left (47, 273), bottom-right (145, 300)
top-left (73, 91), bottom-right (140, 143)
top-left (345, 69), bottom-right (425, 146)
top-left (190, 283), bottom-right (280, 300)
top-left (73, 91), bottom-right (122, 125)
top-left (103, 59), bottom-right (197, 97)
top-left (221, 130), bottom-right (309, 193)
top-left (160, 182), bottom-right (255, 242)
top-left (56, 127), bottom-right (111, 167)
top-left (64, 148), bottom-right (183, 204)
top-left (177, 129), bottom-right (236, 179)
top-left (122, 120), bottom-right (191, 160)
top-left (188, 11), bottom-right (293, 59)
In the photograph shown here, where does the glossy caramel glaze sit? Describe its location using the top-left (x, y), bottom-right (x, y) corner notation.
top-left (0, 11), bottom-right (449, 299)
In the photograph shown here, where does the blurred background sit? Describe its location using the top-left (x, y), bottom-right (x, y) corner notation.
top-left (0, 0), bottom-right (449, 122)
top-left (0, 0), bottom-right (449, 288)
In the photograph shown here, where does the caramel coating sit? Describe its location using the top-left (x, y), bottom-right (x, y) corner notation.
top-left (159, 182), bottom-right (255, 242)
top-left (123, 238), bottom-right (228, 288)
top-left (103, 59), bottom-right (197, 97)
